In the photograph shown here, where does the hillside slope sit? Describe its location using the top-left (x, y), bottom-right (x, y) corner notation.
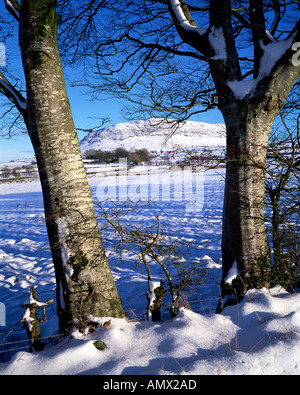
top-left (80, 118), bottom-right (226, 154)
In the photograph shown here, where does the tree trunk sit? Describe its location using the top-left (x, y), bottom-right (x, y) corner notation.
top-left (270, 194), bottom-right (282, 265)
top-left (214, 58), bottom-right (300, 308)
top-left (219, 101), bottom-right (276, 304)
top-left (164, 0), bottom-right (300, 309)
top-left (19, 0), bottom-right (124, 333)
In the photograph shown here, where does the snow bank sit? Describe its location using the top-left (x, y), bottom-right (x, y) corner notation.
top-left (1, 287), bottom-right (300, 375)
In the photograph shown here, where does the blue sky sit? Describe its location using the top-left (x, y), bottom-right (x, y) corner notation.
top-left (0, 0), bottom-right (127, 162)
top-left (0, 60), bottom-right (224, 163)
top-left (0, 74), bottom-right (127, 162)
top-left (0, 3), bottom-right (224, 163)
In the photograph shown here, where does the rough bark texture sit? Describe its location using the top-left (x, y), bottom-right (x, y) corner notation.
top-left (19, 0), bottom-right (125, 333)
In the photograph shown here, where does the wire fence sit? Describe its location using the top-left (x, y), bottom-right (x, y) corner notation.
top-left (0, 308), bottom-right (64, 363)
top-left (0, 334), bottom-right (64, 357)
top-left (0, 286), bottom-right (220, 363)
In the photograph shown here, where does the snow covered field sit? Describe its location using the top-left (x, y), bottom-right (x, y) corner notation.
top-left (1, 165), bottom-right (300, 375)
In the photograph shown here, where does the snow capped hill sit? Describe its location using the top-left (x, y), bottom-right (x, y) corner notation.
top-left (80, 118), bottom-right (226, 154)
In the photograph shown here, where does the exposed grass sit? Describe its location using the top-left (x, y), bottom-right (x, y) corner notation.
top-left (0, 176), bottom-right (39, 184)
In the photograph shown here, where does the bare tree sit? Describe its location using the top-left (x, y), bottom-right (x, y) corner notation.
top-left (265, 114), bottom-right (300, 289)
top-left (97, 201), bottom-right (207, 320)
top-left (0, 0), bottom-right (124, 334)
top-left (57, 0), bottom-right (300, 306)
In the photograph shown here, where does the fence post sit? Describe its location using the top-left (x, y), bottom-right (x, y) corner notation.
top-left (21, 287), bottom-right (54, 351)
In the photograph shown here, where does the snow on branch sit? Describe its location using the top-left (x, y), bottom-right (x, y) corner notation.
top-left (228, 34), bottom-right (297, 100)
top-left (0, 71), bottom-right (27, 114)
top-left (208, 26), bottom-right (227, 61)
top-left (169, 0), bottom-right (207, 37)
top-left (4, 0), bottom-right (21, 22)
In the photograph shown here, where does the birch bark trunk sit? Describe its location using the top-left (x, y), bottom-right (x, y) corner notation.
top-left (19, 0), bottom-right (124, 332)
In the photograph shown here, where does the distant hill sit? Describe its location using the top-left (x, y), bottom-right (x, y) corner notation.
top-left (80, 118), bottom-right (226, 155)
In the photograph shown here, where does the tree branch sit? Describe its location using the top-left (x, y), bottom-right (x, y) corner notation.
top-left (125, 32), bottom-right (207, 61)
top-left (231, 9), bottom-right (251, 29)
top-left (166, 0), bottom-right (209, 55)
top-left (208, 0), bottom-right (242, 82)
top-left (0, 71), bottom-right (27, 116)
top-left (269, 0), bottom-right (282, 38)
top-left (4, 0), bottom-right (21, 22)
top-left (269, 19), bottom-right (300, 95)
top-left (249, 0), bottom-right (270, 77)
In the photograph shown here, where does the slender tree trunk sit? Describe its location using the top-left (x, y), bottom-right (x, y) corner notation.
top-left (270, 194), bottom-right (281, 265)
top-left (219, 101), bottom-right (276, 303)
top-left (19, 0), bottom-right (124, 333)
